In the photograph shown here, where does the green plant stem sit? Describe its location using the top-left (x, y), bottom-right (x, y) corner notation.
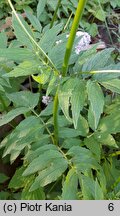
top-left (31, 109), bottom-right (55, 145)
top-left (50, 0), bottom-right (61, 29)
top-left (62, 0), bottom-right (87, 77)
top-left (53, 89), bottom-right (59, 145)
top-left (53, 0), bottom-right (87, 146)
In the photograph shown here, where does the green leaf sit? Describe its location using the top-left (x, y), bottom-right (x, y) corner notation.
top-left (37, 0), bottom-right (47, 19)
top-left (9, 166), bottom-right (27, 189)
top-left (39, 23), bottom-right (63, 53)
top-left (84, 136), bottom-right (101, 162)
top-left (30, 158), bottom-right (68, 190)
top-left (0, 32), bottom-right (7, 48)
top-left (46, 74), bottom-right (57, 96)
top-left (100, 79), bottom-right (120, 94)
top-left (71, 81), bottom-right (86, 129)
top-left (62, 138), bottom-right (82, 149)
top-left (94, 131), bottom-right (118, 148)
top-left (80, 175), bottom-right (104, 199)
top-left (87, 80), bottom-right (104, 130)
top-left (93, 8), bottom-right (106, 21)
top-left (80, 175), bottom-right (95, 199)
top-left (0, 191), bottom-right (10, 200)
top-left (1, 116), bottom-right (43, 162)
top-left (0, 48), bottom-right (35, 62)
top-left (23, 149), bottom-right (65, 176)
top-left (21, 177), bottom-right (45, 200)
top-left (59, 127), bottom-right (82, 138)
top-left (12, 13), bottom-right (35, 48)
top-left (0, 107), bottom-right (29, 127)
top-left (58, 78), bottom-right (79, 123)
top-left (98, 111), bottom-right (120, 134)
top-left (82, 48), bottom-right (114, 72)
top-left (4, 60), bottom-right (40, 77)
top-left (6, 91), bottom-right (39, 109)
top-left (0, 173), bottom-right (9, 183)
top-left (61, 168), bottom-right (79, 200)
top-left (67, 146), bottom-right (100, 172)
top-left (95, 179), bottom-right (104, 200)
top-left (76, 115), bottom-right (89, 137)
top-left (32, 73), bottom-right (50, 84)
top-left (25, 10), bottom-right (42, 33)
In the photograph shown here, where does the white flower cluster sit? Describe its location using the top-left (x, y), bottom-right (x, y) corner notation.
top-left (75, 31), bottom-right (91, 54)
top-left (55, 31), bottom-right (91, 55)
top-left (42, 96), bottom-right (52, 105)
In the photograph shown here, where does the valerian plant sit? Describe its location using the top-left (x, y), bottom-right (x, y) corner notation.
top-left (0, 0), bottom-right (120, 200)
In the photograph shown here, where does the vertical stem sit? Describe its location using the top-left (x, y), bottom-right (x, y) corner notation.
top-left (53, 0), bottom-right (87, 145)
top-left (62, 0), bottom-right (87, 77)
top-left (50, 0), bottom-right (61, 29)
top-left (53, 89), bottom-right (59, 145)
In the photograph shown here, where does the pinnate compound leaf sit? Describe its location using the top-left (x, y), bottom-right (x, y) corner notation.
top-left (6, 91), bottom-right (39, 109)
top-left (30, 158), bottom-right (68, 190)
top-left (87, 80), bottom-right (104, 130)
top-left (61, 168), bottom-right (79, 200)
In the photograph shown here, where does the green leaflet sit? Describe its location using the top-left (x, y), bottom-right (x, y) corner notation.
top-left (100, 79), bottom-right (120, 94)
top-left (37, 0), bottom-right (47, 19)
top-left (84, 136), bottom-right (101, 162)
top-left (6, 91), bottom-right (39, 109)
top-left (0, 107), bottom-right (29, 127)
top-left (0, 48), bottom-right (35, 62)
top-left (87, 80), bottom-right (104, 130)
top-left (12, 13), bottom-right (35, 49)
top-left (38, 23), bottom-right (63, 53)
top-left (80, 175), bottom-right (104, 200)
top-left (25, 10), bottom-right (42, 33)
top-left (82, 48), bottom-right (114, 72)
top-left (94, 131), bottom-right (118, 148)
top-left (71, 82), bottom-right (86, 129)
top-left (59, 127), bottom-right (82, 138)
top-left (9, 166), bottom-right (28, 189)
top-left (30, 158), bottom-right (68, 190)
top-left (58, 78), bottom-right (86, 127)
top-left (32, 73), bottom-right (50, 85)
top-left (0, 173), bottom-right (9, 184)
top-left (98, 110), bottom-right (120, 134)
top-left (21, 177), bottom-right (45, 200)
top-left (4, 60), bottom-right (40, 77)
top-left (67, 146), bottom-right (100, 173)
top-left (23, 149), bottom-right (66, 176)
top-left (61, 168), bottom-right (79, 200)
top-left (76, 115), bottom-right (89, 137)
top-left (0, 32), bottom-right (7, 48)
top-left (1, 116), bottom-right (43, 162)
